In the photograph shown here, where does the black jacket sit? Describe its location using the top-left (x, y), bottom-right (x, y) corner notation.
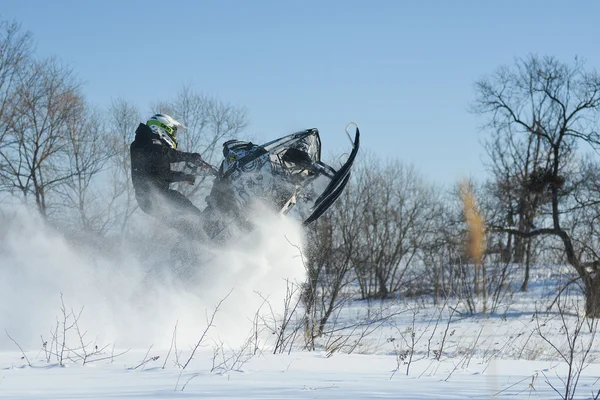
top-left (130, 123), bottom-right (196, 195)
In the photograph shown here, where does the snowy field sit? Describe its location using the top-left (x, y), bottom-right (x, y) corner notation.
top-left (4, 350), bottom-right (599, 399)
top-left (1, 208), bottom-right (599, 399)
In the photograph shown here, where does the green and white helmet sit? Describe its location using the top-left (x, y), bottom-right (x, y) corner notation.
top-left (146, 113), bottom-right (186, 149)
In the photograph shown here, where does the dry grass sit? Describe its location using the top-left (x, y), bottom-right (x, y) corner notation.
top-left (460, 181), bottom-right (486, 266)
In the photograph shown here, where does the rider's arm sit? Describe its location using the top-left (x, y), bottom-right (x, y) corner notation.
top-left (166, 170), bottom-right (194, 183)
top-left (155, 144), bottom-right (200, 164)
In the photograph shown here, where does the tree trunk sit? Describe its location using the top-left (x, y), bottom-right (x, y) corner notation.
top-left (520, 238), bottom-right (531, 292)
top-left (505, 232), bottom-right (513, 263)
top-left (376, 267), bottom-right (388, 298)
top-left (513, 236), bottom-right (525, 264)
top-left (585, 275), bottom-right (600, 318)
top-left (473, 263), bottom-right (481, 296)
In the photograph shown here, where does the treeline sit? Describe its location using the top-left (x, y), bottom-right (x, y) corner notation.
top-left (303, 54), bottom-right (600, 325)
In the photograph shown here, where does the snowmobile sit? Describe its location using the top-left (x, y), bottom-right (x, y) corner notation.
top-left (188, 123), bottom-right (360, 241)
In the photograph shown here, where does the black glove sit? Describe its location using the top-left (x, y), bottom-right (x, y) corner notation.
top-left (188, 153), bottom-right (204, 166)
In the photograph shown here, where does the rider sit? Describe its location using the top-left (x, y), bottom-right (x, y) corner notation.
top-left (130, 113), bottom-right (208, 235)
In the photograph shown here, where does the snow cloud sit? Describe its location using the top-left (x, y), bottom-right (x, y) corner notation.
top-left (0, 205), bottom-right (307, 352)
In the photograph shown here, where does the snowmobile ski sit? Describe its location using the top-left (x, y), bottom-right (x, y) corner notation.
top-left (302, 123), bottom-right (360, 225)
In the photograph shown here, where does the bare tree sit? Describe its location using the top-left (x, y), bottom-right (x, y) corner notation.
top-left (55, 105), bottom-right (115, 232)
top-left (422, 181), bottom-right (486, 313)
top-left (354, 156), bottom-right (439, 299)
top-left (415, 178), bottom-right (527, 314)
top-left (472, 54), bottom-right (600, 317)
top-left (0, 19), bottom-right (32, 200)
top-left (106, 97), bottom-right (142, 233)
top-left (482, 122), bottom-right (549, 268)
top-left (0, 19), bottom-right (32, 128)
top-left (303, 177), bottom-right (364, 345)
top-left (478, 82), bottom-right (559, 292)
top-left (569, 156), bottom-right (600, 284)
top-left (420, 194), bottom-right (461, 304)
top-left (0, 57), bottom-right (84, 217)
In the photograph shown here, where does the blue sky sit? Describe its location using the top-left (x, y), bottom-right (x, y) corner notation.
top-left (2, 1), bottom-right (599, 185)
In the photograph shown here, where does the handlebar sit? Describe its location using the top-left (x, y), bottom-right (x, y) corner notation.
top-left (186, 161), bottom-right (219, 176)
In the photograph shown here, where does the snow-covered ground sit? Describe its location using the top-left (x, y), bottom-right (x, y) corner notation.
top-left (1, 208), bottom-right (599, 399)
top-left (4, 350), bottom-right (599, 399)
